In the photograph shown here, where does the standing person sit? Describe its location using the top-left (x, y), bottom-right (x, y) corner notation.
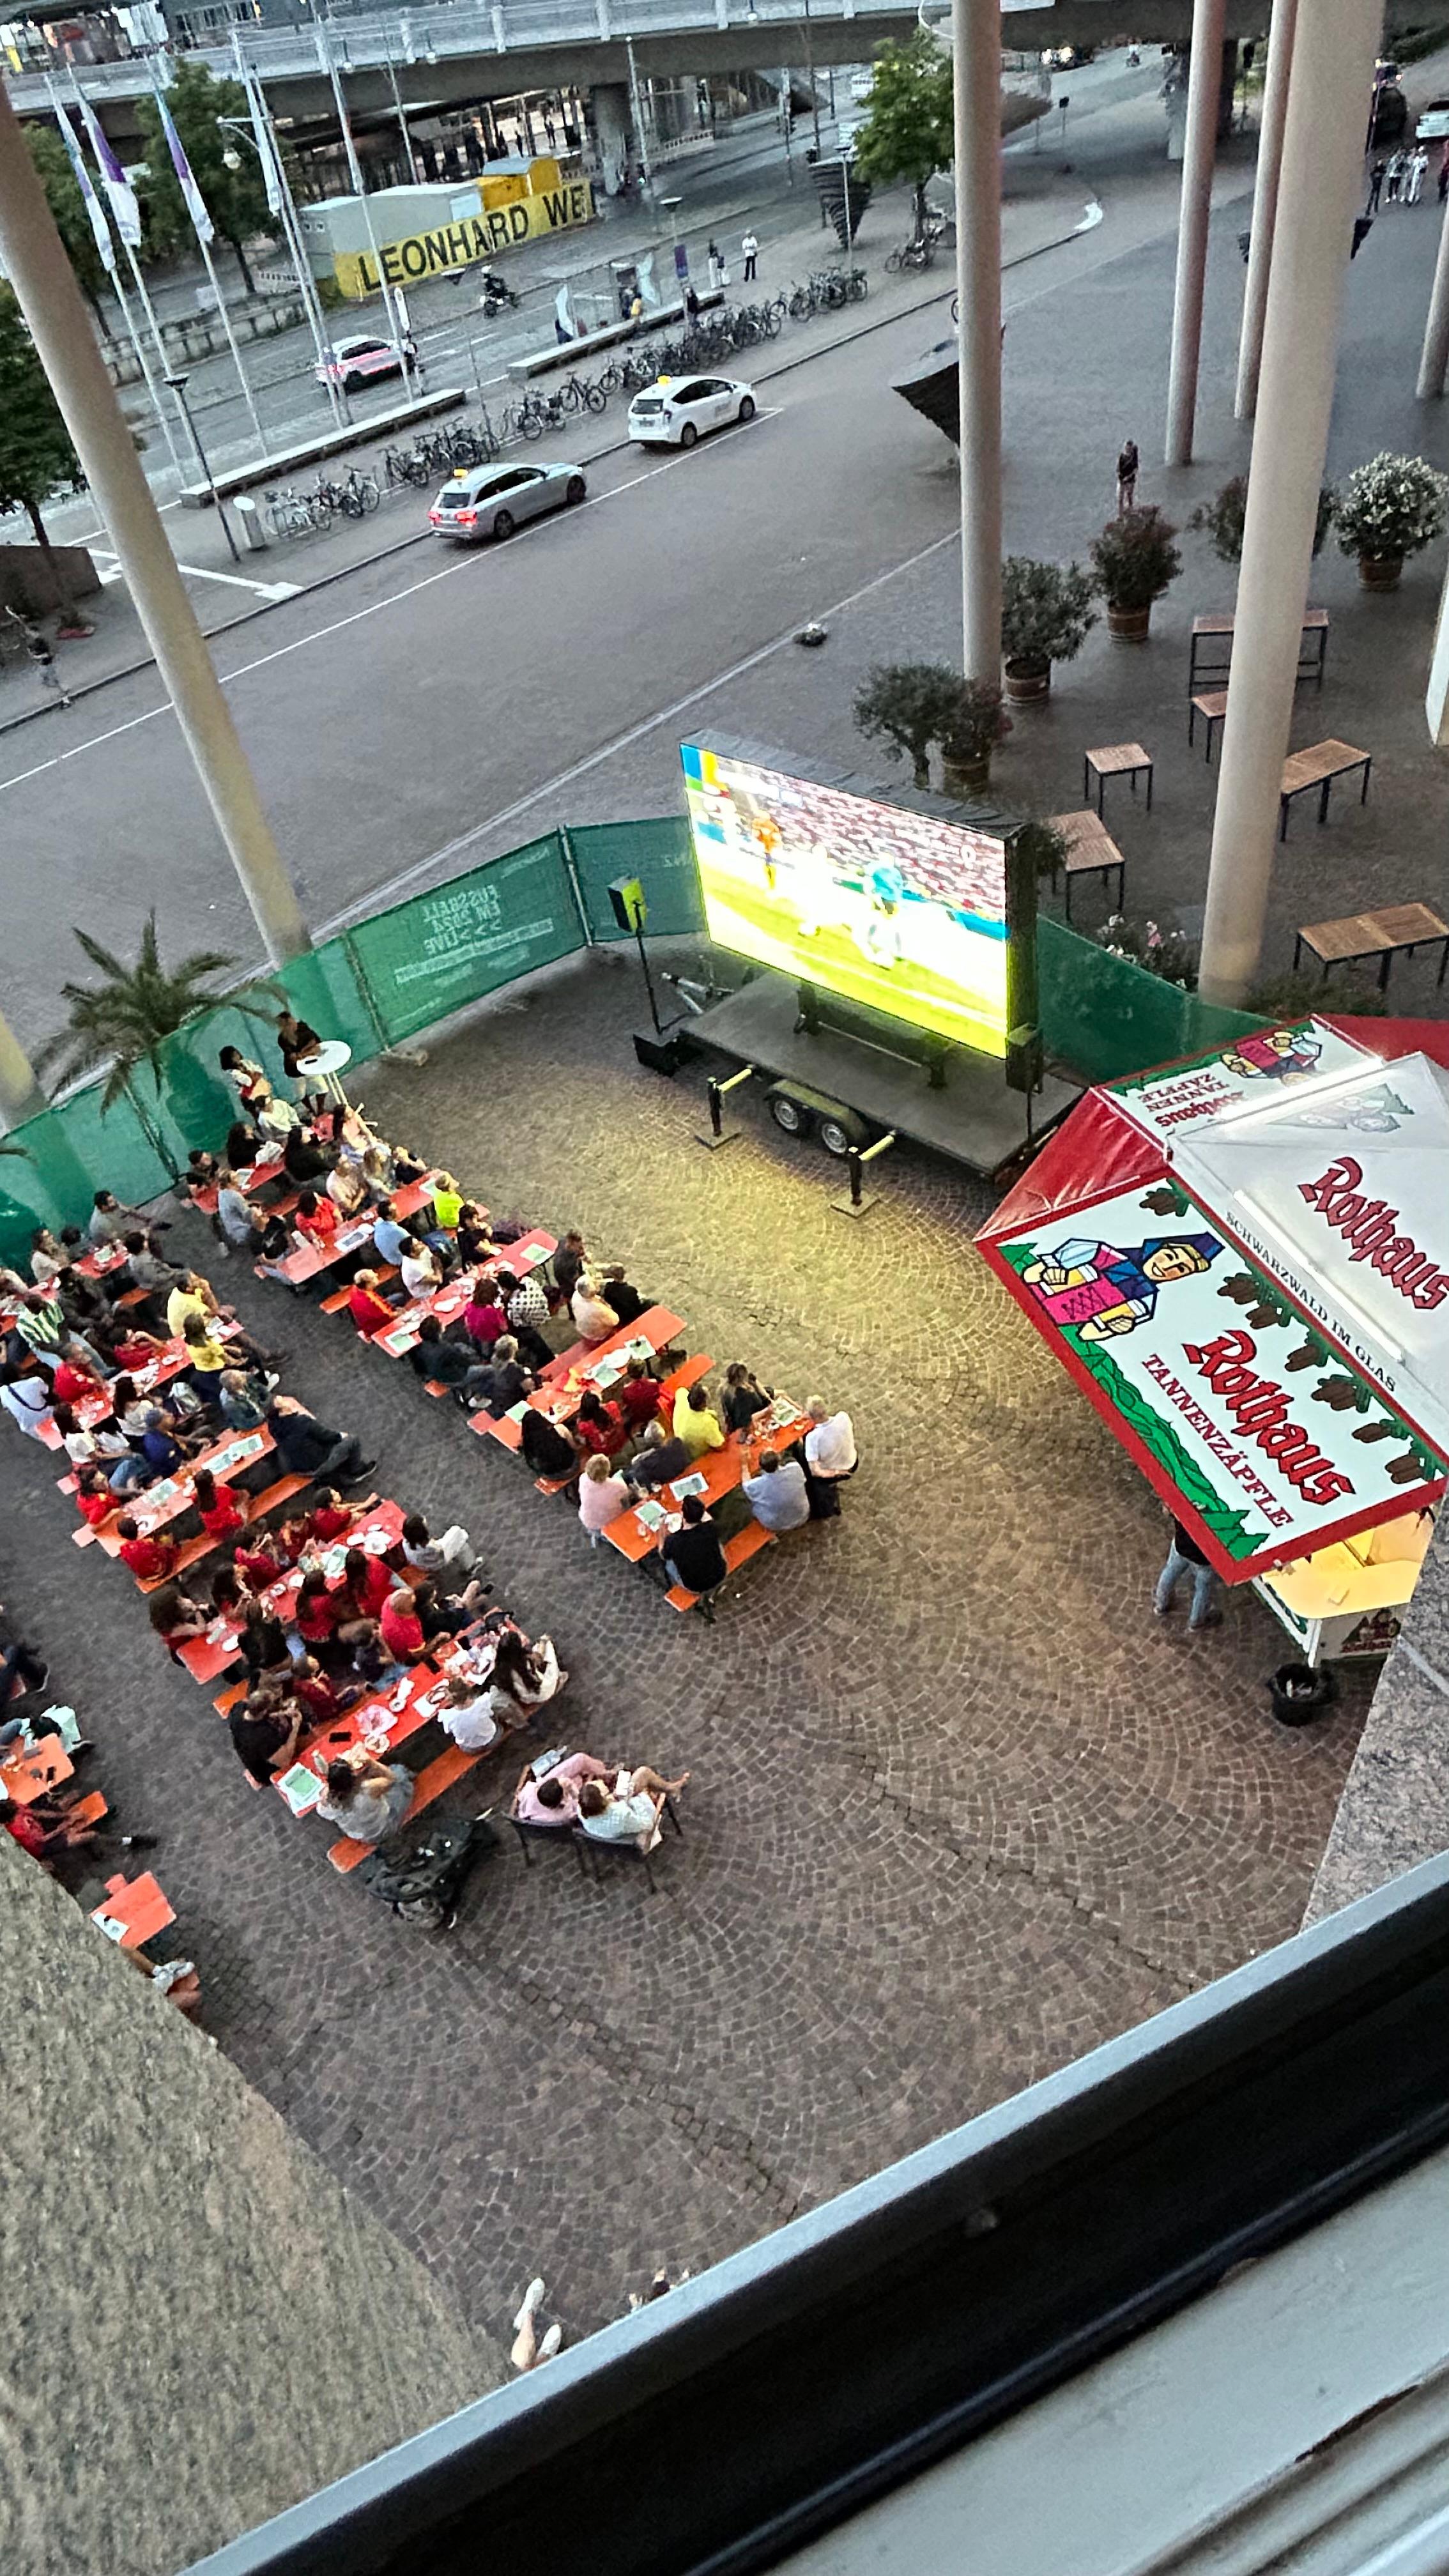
top-left (741, 228), bottom-right (759, 282)
top-left (1439, 148), bottom-right (1449, 205)
top-left (1115, 438), bottom-right (1139, 514)
top-left (274, 1008), bottom-right (322, 1089)
top-left (1153, 1517), bottom-right (1222, 1630)
top-left (22, 621), bottom-right (70, 708)
top-left (1409, 144), bottom-right (1429, 204)
top-left (1385, 148), bottom-right (1406, 203)
top-left (1367, 157), bottom-right (1387, 213)
top-left (707, 237), bottom-right (723, 291)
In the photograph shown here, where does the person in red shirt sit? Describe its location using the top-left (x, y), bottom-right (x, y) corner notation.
top-left (307, 1487), bottom-right (358, 1545)
top-left (293, 1571), bottom-right (340, 1652)
top-left (292, 1654), bottom-right (365, 1726)
top-left (349, 1268), bottom-right (399, 1337)
top-left (51, 1356), bottom-right (102, 1406)
top-left (116, 1516), bottom-right (180, 1583)
top-left (294, 1188), bottom-right (339, 1250)
top-left (380, 1585), bottom-right (428, 1664)
top-left (463, 1287), bottom-right (507, 1350)
top-left (75, 1465), bottom-right (118, 1527)
top-left (617, 1356), bottom-right (664, 1432)
top-left (574, 1388), bottom-right (629, 1459)
top-left (235, 1535), bottom-right (284, 1589)
top-left (192, 1468), bottom-right (244, 1544)
top-left (329, 1545), bottom-right (394, 1628)
top-left (111, 1328), bottom-right (165, 1373)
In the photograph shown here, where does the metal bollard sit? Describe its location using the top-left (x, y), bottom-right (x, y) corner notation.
top-left (832, 1129), bottom-right (897, 1219)
top-left (697, 1062), bottom-right (755, 1150)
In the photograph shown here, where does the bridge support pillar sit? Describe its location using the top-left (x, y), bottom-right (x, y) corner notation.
top-left (591, 82), bottom-right (632, 195)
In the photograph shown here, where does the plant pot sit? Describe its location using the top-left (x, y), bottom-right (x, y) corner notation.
top-left (941, 753), bottom-right (992, 799)
top-left (1106, 603), bottom-right (1152, 643)
top-left (1266, 1661), bottom-right (1337, 1729)
top-left (1004, 656), bottom-right (1051, 707)
top-left (1358, 551), bottom-right (1403, 592)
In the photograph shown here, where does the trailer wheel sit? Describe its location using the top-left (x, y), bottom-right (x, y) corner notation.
top-left (818, 1116), bottom-right (854, 1157)
top-left (769, 1093), bottom-right (809, 1137)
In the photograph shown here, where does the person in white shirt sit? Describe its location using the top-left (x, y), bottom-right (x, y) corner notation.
top-left (802, 1399), bottom-right (857, 1480)
top-left (571, 1274), bottom-right (619, 1346)
top-left (255, 1087), bottom-right (300, 1145)
top-left (438, 1678), bottom-right (499, 1754)
top-left (401, 1514), bottom-right (478, 1584)
top-left (0, 1366), bottom-right (53, 1441)
top-left (400, 1237), bottom-right (444, 1301)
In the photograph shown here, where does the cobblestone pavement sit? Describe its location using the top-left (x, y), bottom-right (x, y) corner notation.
top-left (0, 958), bottom-right (1371, 2351)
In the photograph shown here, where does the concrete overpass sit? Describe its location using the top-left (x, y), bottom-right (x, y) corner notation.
top-left (2, 0), bottom-right (1429, 139)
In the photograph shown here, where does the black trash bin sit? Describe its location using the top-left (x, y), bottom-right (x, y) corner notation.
top-left (1267, 1661), bottom-right (1337, 1728)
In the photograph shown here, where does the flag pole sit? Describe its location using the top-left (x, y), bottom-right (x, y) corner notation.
top-left (229, 33), bottom-right (347, 436)
top-left (150, 65), bottom-right (266, 456)
top-left (47, 77), bottom-right (184, 482)
top-left (66, 70), bottom-right (189, 477)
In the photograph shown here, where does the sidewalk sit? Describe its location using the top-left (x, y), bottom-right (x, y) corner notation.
top-left (0, 165), bottom-right (1091, 730)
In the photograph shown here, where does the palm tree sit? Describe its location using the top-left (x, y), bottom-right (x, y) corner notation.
top-left (33, 915), bottom-right (276, 1183)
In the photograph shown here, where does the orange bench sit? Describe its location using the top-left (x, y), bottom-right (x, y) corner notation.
top-left (665, 1518), bottom-right (775, 1613)
top-left (326, 1741), bottom-right (482, 1873)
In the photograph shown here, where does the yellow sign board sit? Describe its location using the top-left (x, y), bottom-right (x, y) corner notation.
top-left (334, 178), bottom-right (595, 300)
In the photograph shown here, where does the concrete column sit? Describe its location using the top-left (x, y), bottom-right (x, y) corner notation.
top-left (1164, 0), bottom-right (1228, 466)
top-left (953, 0), bottom-right (1002, 687)
top-left (0, 1009), bottom-right (44, 1131)
top-left (590, 80), bottom-right (631, 194)
top-left (1416, 188), bottom-right (1449, 396)
top-left (1199, 0), bottom-right (1385, 1007)
top-left (1234, 0), bottom-right (1298, 418)
top-left (0, 86), bottom-right (310, 967)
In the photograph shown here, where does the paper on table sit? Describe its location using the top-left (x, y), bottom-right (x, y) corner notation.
top-left (506, 1400), bottom-right (531, 1423)
top-left (277, 1764), bottom-right (323, 1815)
top-left (763, 1395), bottom-right (799, 1432)
top-left (592, 1360), bottom-right (622, 1390)
top-left (670, 1473), bottom-right (708, 1500)
top-left (625, 1337), bottom-right (653, 1361)
top-left (634, 1498), bottom-right (666, 1531)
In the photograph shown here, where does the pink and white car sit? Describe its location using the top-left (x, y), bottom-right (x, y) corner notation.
top-left (316, 334), bottom-right (417, 394)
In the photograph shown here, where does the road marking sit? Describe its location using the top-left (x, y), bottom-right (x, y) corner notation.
top-left (0, 410), bottom-right (781, 799)
top-left (90, 548), bottom-right (299, 602)
top-left (316, 521), bottom-right (958, 933)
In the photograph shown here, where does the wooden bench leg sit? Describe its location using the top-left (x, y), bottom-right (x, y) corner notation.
top-left (1378, 948), bottom-right (1393, 992)
top-left (1187, 700), bottom-right (1196, 747)
top-left (1292, 933), bottom-right (1303, 971)
top-left (1114, 861), bottom-right (1126, 909)
top-left (1439, 938), bottom-right (1449, 988)
top-left (1280, 795), bottom-right (1291, 843)
top-left (1361, 759), bottom-right (1371, 805)
top-left (1063, 871), bottom-right (1073, 924)
top-left (1319, 779), bottom-right (1332, 825)
top-left (1082, 755), bottom-right (1090, 802)
top-left (1144, 765), bottom-right (1153, 811)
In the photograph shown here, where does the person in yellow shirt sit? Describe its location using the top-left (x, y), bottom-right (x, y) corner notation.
top-left (166, 1271), bottom-right (218, 1344)
top-left (672, 1381), bottom-right (724, 1459)
top-left (429, 1172), bottom-right (464, 1234)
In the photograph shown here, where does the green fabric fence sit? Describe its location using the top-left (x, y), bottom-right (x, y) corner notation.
top-left (0, 824), bottom-right (1264, 1270)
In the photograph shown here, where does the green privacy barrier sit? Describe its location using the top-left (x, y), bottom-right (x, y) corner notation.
top-left (346, 834), bottom-right (583, 1046)
top-left (566, 818), bottom-right (705, 944)
top-left (0, 827), bottom-right (1266, 1273)
top-left (1037, 919), bottom-right (1261, 1086)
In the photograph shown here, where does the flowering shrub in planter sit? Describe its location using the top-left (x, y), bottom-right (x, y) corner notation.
top-left (1335, 451), bottom-right (1449, 590)
top-left (1094, 913), bottom-right (1197, 988)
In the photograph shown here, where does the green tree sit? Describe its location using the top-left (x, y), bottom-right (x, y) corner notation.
top-left (23, 123), bottom-right (112, 330)
top-left (135, 63), bottom-right (277, 296)
top-left (33, 914), bottom-right (272, 1182)
top-left (0, 287), bottom-right (87, 611)
top-left (850, 31), bottom-right (954, 239)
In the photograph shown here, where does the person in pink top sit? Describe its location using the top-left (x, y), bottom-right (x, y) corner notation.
top-left (578, 1453), bottom-right (630, 1538)
top-left (464, 1287), bottom-right (508, 1351)
top-left (512, 1751), bottom-right (610, 1827)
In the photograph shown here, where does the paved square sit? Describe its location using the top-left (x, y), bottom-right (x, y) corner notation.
top-left (0, 960), bottom-right (1370, 2344)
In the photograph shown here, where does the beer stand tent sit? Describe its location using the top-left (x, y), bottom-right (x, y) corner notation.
top-left (978, 1017), bottom-right (1449, 1666)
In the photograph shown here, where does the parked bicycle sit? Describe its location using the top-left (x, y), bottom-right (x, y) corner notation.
top-left (312, 464), bottom-right (381, 519)
top-left (885, 236), bottom-right (936, 273)
top-left (383, 443), bottom-right (431, 489)
top-left (264, 484), bottom-right (332, 539)
top-left (556, 371), bottom-right (608, 415)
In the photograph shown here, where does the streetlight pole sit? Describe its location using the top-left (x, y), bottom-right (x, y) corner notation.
top-left (802, 0), bottom-right (821, 159)
top-left (625, 34), bottom-right (656, 204)
top-left (165, 371), bottom-right (241, 565)
top-left (0, 81), bottom-right (309, 965)
top-left (953, 0), bottom-right (1002, 687)
top-left (379, 30), bottom-right (423, 186)
top-left (316, 7), bottom-right (404, 348)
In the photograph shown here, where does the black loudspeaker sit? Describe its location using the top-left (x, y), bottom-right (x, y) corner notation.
top-left (608, 875), bottom-right (647, 933)
top-left (632, 1031), bottom-right (685, 1075)
top-left (1005, 1023), bottom-right (1043, 1096)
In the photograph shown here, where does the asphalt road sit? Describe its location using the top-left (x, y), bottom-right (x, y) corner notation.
top-left (1, 313), bottom-right (961, 1045)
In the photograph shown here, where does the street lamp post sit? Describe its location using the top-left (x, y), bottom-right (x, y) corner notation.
top-left (802, 0), bottom-right (821, 160)
top-left (659, 190), bottom-right (686, 309)
top-left (624, 34), bottom-right (656, 204)
top-left (165, 369), bottom-right (241, 565)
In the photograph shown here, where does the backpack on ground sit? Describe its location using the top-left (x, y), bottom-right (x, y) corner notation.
top-left (365, 1812), bottom-right (498, 1928)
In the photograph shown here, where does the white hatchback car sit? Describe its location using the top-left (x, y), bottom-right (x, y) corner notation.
top-left (627, 374), bottom-right (756, 448)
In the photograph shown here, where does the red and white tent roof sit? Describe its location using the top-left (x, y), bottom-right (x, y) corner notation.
top-left (979, 1019), bottom-right (1449, 1582)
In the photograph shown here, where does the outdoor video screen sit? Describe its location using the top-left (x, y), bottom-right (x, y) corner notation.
top-left (680, 741), bottom-right (1011, 1057)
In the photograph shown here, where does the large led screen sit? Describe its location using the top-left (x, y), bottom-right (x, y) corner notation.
top-left (681, 740), bottom-right (1013, 1057)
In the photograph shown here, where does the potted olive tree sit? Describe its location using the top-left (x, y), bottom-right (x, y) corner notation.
top-left (1189, 474), bottom-right (1335, 563)
top-left (939, 677), bottom-right (1010, 798)
top-left (852, 661), bottom-right (958, 788)
top-left (1335, 451), bottom-right (1449, 592)
top-left (1000, 556), bottom-right (1098, 706)
top-left (1089, 504), bottom-right (1182, 643)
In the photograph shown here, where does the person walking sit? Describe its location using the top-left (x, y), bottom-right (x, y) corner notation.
top-left (1367, 158), bottom-right (1387, 214)
top-left (1407, 144), bottom-right (1429, 204)
top-left (741, 228), bottom-right (759, 282)
top-left (1385, 148), bottom-right (1406, 203)
top-left (22, 622), bottom-right (69, 708)
top-left (1153, 1517), bottom-right (1222, 1631)
top-left (1115, 437), bottom-right (1139, 515)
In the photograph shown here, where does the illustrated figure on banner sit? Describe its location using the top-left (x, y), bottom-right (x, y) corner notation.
top-left (1020, 1233), bottom-right (1223, 1343)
